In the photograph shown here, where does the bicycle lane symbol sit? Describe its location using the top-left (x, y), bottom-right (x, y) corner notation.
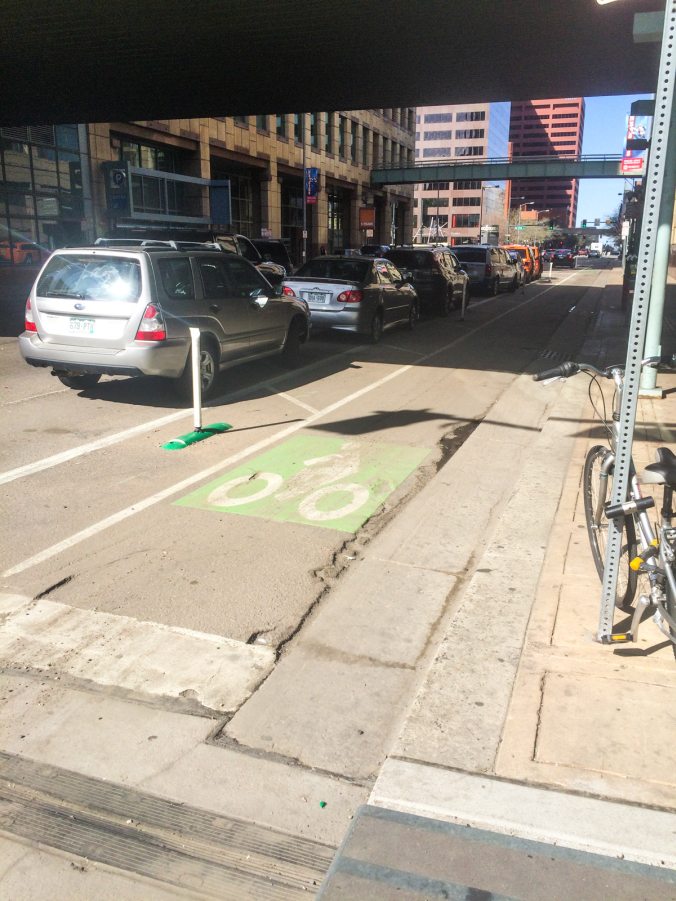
top-left (174, 435), bottom-right (430, 533)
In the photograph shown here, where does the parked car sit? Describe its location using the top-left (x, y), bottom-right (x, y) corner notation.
top-left (502, 244), bottom-right (535, 283)
top-left (0, 240), bottom-right (44, 266)
top-left (505, 250), bottom-right (526, 287)
top-left (251, 238), bottom-right (293, 273)
top-left (18, 244), bottom-right (310, 398)
top-left (552, 248), bottom-right (576, 268)
top-left (95, 233), bottom-right (287, 286)
top-left (449, 244), bottom-right (516, 295)
top-left (360, 244), bottom-right (391, 257)
top-left (283, 255), bottom-right (418, 342)
top-left (383, 245), bottom-right (469, 314)
top-left (588, 248), bottom-right (601, 259)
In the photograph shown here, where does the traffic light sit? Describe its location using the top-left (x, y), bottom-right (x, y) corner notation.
top-left (581, 219), bottom-right (587, 228)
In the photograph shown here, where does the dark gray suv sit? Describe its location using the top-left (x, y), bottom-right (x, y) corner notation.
top-left (451, 245), bottom-right (518, 295)
top-left (19, 244), bottom-right (310, 398)
top-left (384, 246), bottom-right (469, 315)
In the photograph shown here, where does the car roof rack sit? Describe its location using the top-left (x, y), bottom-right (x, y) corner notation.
top-left (92, 238), bottom-right (221, 252)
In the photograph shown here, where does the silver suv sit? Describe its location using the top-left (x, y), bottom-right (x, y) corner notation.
top-left (19, 244), bottom-right (310, 398)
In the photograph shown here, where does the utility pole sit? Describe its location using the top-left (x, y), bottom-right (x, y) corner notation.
top-left (301, 113), bottom-right (307, 265)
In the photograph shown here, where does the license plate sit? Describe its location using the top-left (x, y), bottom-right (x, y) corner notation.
top-left (69, 316), bottom-right (95, 334)
top-left (303, 291), bottom-right (330, 305)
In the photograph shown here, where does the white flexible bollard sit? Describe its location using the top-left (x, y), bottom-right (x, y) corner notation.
top-left (189, 327), bottom-right (202, 431)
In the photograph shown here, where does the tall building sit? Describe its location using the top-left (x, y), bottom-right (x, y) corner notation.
top-left (413, 102), bottom-right (510, 245)
top-left (508, 98), bottom-right (585, 229)
top-left (0, 110), bottom-right (415, 271)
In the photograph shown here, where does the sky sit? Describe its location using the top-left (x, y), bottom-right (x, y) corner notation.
top-left (576, 93), bottom-right (652, 226)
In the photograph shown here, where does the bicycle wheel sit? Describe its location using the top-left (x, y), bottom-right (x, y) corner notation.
top-left (582, 445), bottom-right (638, 610)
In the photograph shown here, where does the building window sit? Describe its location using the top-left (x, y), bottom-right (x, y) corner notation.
top-left (350, 121), bottom-right (357, 162)
top-left (362, 126), bottom-right (369, 166)
top-left (453, 179), bottom-right (481, 189)
top-left (453, 196), bottom-right (480, 207)
top-left (229, 173), bottom-right (254, 234)
top-left (456, 111), bottom-right (486, 122)
top-left (552, 113), bottom-right (577, 119)
top-left (423, 181), bottom-right (450, 191)
top-left (451, 213), bottom-right (480, 228)
top-left (338, 116), bottom-right (346, 158)
top-left (324, 113), bottom-right (332, 153)
top-left (112, 135), bottom-right (183, 173)
top-left (255, 115), bottom-right (268, 132)
top-left (422, 197), bottom-right (449, 210)
top-left (293, 113), bottom-right (302, 143)
top-left (310, 113), bottom-right (318, 148)
top-left (276, 114), bottom-right (287, 138)
top-left (455, 129), bottom-right (484, 139)
top-left (327, 188), bottom-right (349, 253)
top-left (233, 116), bottom-right (248, 127)
top-left (422, 146), bottom-right (450, 158)
top-left (423, 130), bottom-right (453, 141)
top-left (454, 146), bottom-right (484, 156)
top-left (423, 113), bottom-right (453, 123)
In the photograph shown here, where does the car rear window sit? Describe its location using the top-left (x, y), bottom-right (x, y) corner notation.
top-left (450, 248), bottom-right (486, 263)
top-left (385, 251), bottom-right (434, 269)
top-left (295, 259), bottom-right (370, 282)
top-left (37, 254), bottom-right (142, 302)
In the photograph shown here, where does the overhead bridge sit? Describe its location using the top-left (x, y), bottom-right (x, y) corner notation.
top-left (371, 155), bottom-right (627, 187)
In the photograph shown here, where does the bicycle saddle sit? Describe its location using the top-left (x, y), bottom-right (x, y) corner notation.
top-left (642, 447), bottom-right (676, 488)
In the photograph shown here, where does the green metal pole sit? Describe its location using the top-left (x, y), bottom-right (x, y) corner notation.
top-left (640, 96), bottom-right (676, 395)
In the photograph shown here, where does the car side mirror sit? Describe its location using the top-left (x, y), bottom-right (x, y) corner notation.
top-left (399, 269), bottom-right (412, 280)
top-left (250, 289), bottom-right (269, 308)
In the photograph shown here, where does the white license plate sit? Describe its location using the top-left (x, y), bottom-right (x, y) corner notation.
top-left (69, 316), bottom-right (95, 334)
top-left (304, 291), bottom-right (331, 305)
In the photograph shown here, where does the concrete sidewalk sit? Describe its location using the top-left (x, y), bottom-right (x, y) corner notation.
top-left (2, 268), bottom-right (676, 899)
top-left (322, 272), bottom-right (676, 897)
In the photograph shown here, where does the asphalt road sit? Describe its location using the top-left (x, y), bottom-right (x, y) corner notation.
top-left (1, 268), bottom-right (603, 649)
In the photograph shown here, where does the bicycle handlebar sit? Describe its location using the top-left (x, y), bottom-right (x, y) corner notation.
top-left (532, 353), bottom-right (676, 382)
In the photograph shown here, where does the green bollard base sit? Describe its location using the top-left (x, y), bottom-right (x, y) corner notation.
top-left (162, 422), bottom-right (232, 450)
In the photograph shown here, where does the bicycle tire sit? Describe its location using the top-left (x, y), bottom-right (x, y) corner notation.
top-left (582, 445), bottom-right (638, 610)
top-left (665, 577), bottom-right (676, 659)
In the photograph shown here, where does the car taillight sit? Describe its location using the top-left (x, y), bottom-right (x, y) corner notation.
top-left (135, 303), bottom-right (166, 341)
top-left (282, 286), bottom-right (295, 297)
top-left (25, 297), bottom-right (37, 332)
top-left (485, 264), bottom-right (493, 276)
top-left (337, 290), bottom-right (363, 304)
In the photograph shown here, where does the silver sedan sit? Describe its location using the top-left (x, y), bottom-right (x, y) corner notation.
top-left (283, 255), bottom-right (418, 343)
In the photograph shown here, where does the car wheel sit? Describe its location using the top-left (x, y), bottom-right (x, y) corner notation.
top-left (490, 277), bottom-right (499, 297)
top-left (23, 253), bottom-right (33, 266)
top-left (281, 319), bottom-right (303, 368)
top-left (370, 310), bottom-right (383, 343)
top-left (176, 339), bottom-right (219, 400)
top-left (55, 372), bottom-right (101, 390)
top-left (508, 276), bottom-right (518, 293)
top-left (407, 300), bottom-right (418, 330)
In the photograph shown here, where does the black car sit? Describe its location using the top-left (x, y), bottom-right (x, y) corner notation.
top-left (384, 246), bottom-right (469, 315)
top-left (551, 248), bottom-right (576, 268)
top-left (451, 245), bottom-right (517, 295)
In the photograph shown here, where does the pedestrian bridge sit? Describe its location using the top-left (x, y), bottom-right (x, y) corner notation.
top-left (371, 154), bottom-right (628, 186)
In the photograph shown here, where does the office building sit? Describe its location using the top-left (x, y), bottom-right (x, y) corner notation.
top-left (508, 98), bottom-right (585, 229)
top-left (413, 102), bottom-right (510, 244)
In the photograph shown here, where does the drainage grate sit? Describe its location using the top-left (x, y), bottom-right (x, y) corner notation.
top-left (0, 752), bottom-right (334, 899)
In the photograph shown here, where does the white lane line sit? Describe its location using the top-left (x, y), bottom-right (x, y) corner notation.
top-left (3, 279), bottom-right (578, 578)
top-left (3, 386), bottom-right (69, 406)
top-left (0, 593), bottom-right (274, 712)
top-left (0, 408), bottom-right (190, 488)
top-left (268, 388), bottom-right (319, 415)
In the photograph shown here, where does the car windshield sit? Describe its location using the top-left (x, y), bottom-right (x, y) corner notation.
top-left (385, 251), bottom-right (434, 269)
top-left (450, 248), bottom-right (485, 263)
top-left (37, 254), bottom-right (142, 302)
top-left (295, 259), bottom-right (370, 282)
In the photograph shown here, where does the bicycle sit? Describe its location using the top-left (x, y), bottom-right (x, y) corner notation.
top-left (533, 359), bottom-right (676, 653)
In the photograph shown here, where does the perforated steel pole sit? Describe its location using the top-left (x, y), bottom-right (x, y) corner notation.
top-left (598, 0), bottom-right (676, 642)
